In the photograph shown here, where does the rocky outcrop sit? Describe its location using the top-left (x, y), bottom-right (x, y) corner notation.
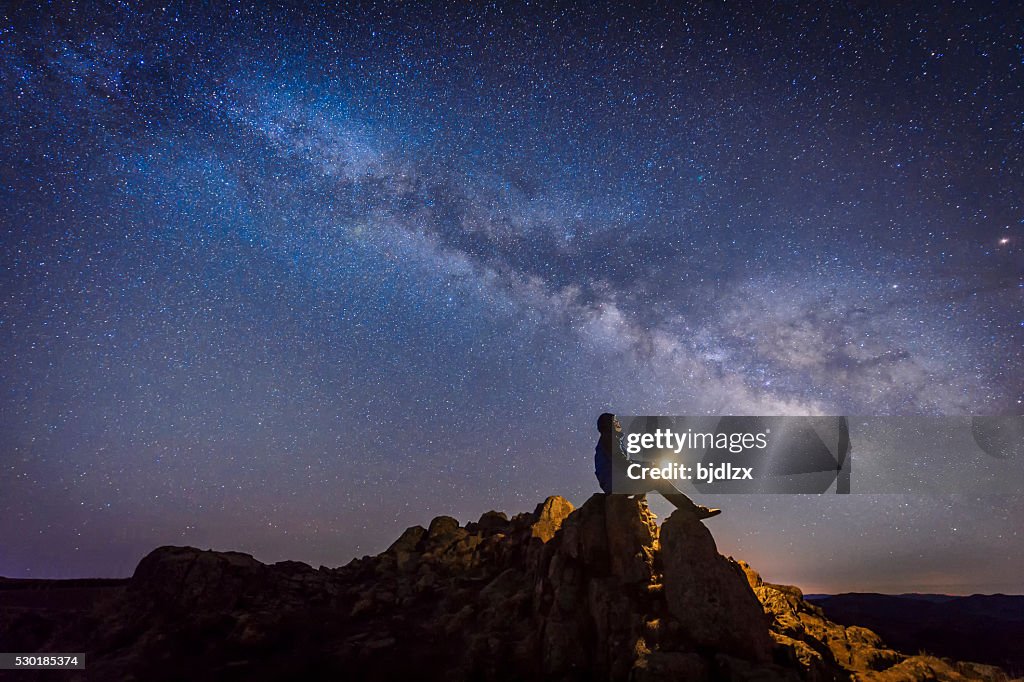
top-left (7, 494), bottom-right (1015, 682)
top-left (660, 512), bottom-right (772, 663)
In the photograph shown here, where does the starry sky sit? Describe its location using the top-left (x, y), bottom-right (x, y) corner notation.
top-left (1, 1), bottom-right (1022, 593)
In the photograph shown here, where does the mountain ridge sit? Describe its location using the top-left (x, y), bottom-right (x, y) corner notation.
top-left (807, 593), bottom-right (1024, 676)
top-left (1, 494), bottom-right (1017, 681)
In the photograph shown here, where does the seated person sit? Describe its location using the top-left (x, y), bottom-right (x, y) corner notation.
top-left (595, 412), bottom-right (721, 520)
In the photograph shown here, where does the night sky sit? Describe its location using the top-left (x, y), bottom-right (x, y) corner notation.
top-left (2, 1), bottom-right (1022, 593)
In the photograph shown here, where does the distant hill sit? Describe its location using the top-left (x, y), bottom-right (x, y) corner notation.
top-left (0, 576), bottom-right (128, 610)
top-left (808, 592), bottom-right (1024, 676)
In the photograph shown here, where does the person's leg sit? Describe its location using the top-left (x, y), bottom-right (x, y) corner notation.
top-left (649, 479), bottom-right (699, 511)
top-left (649, 480), bottom-right (721, 518)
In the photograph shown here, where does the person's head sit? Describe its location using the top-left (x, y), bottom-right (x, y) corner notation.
top-left (597, 413), bottom-right (621, 435)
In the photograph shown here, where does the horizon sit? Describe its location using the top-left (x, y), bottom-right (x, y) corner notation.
top-left (2, 492), bottom-right (1022, 598)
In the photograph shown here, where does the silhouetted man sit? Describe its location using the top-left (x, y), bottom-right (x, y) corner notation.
top-left (595, 412), bottom-right (721, 520)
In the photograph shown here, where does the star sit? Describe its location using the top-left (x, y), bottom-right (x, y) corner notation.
top-left (0, 0), bottom-right (1019, 594)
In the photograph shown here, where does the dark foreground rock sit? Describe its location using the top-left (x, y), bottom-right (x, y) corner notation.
top-left (5, 494), bottom-right (1016, 681)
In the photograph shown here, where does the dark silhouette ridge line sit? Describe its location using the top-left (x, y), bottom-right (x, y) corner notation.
top-left (0, 494), bottom-right (1015, 682)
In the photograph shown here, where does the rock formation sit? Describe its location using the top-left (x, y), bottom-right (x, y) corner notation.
top-left (6, 494), bottom-right (1016, 681)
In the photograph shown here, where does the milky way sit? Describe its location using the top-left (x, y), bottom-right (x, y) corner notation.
top-left (1, 2), bottom-right (1022, 591)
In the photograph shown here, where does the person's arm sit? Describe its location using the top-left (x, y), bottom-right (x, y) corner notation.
top-left (611, 433), bottom-right (633, 467)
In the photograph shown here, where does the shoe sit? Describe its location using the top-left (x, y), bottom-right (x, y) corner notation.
top-left (695, 506), bottom-right (721, 520)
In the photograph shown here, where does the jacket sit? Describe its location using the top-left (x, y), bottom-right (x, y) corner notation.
top-left (594, 432), bottom-right (631, 493)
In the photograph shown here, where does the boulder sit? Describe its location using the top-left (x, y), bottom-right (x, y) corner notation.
top-left (660, 510), bottom-right (773, 663)
top-left (530, 495), bottom-right (575, 542)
